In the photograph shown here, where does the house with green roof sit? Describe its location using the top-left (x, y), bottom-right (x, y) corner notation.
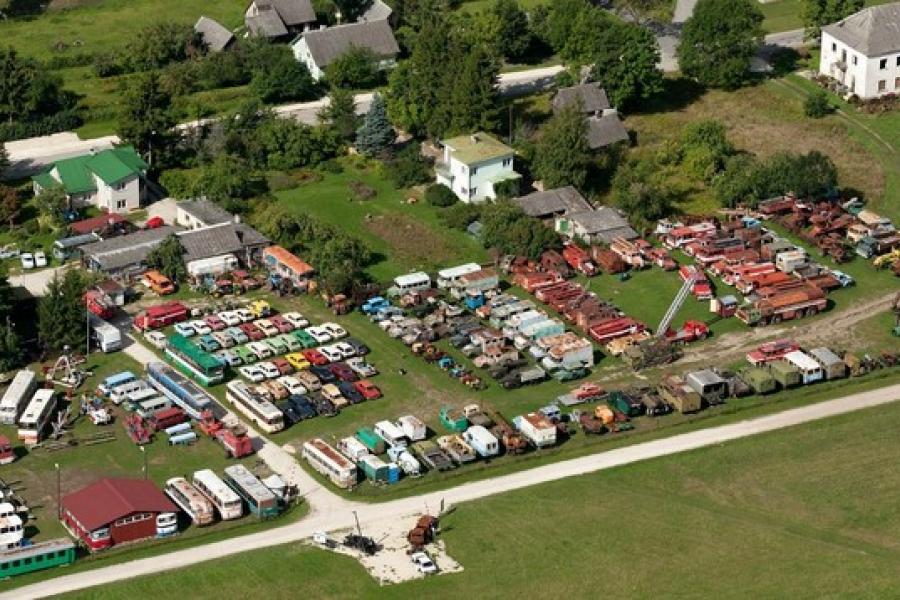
top-left (32, 147), bottom-right (148, 214)
top-left (436, 132), bottom-right (520, 203)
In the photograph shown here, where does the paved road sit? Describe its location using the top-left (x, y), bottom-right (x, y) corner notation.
top-left (9, 382), bottom-right (900, 599)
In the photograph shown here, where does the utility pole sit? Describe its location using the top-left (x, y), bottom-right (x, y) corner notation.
top-left (55, 463), bottom-right (61, 519)
top-left (352, 510), bottom-right (362, 538)
top-left (140, 446), bottom-right (148, 479)
top-left (85, 309), bottom-right (90, 356)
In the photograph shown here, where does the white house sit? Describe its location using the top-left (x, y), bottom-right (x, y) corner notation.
top-left (291, 20), bottom-right (400, 81)
top-left (819, 2), bottom-right (900, 99)
top-left (435, 132), bottom-right (521, 203)
top-left (32, 147), bottom-right (148, 214)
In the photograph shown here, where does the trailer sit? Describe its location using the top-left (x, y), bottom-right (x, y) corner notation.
top-left (397, 415), bottom-right (427, 441)
top-left (768, 361), bottom-right (802, 388)
top-left (439, 407), bottom-right (468, 432)
top-left (411, 440), bottom-right (455, 471)
top-left (588, 317), bottom-right (645, 345)
top-left (133, 302), bottom-right (188, 331)
top-left (808, 347), bottom-right (847, 380)
top-left (88, 313), bottom-right (122, 353)
top-left (437, 434), bottom-right (477, 463)
top-left (358, 454), bottom-right (391, 484)
top-left (514, 412), bottom-right (556, 448)
top-left (462, 425), bottom-right (499, 457)
top-left (0, 370), bottom-right (38, 425)
top-left (736, 285), bottom-right (827, 326)
top-left (374, 420), bottom-right (408, 449)
top-left (356, 427), bottom-right (387, 454)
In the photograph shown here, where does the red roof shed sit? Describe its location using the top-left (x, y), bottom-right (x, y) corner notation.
top-left (61, 478), bottom-right (177, 551)
top-left (70, 213), bottom-right (127, 236)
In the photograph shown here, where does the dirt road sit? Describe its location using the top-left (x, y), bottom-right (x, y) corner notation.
top-left (8, 382), bottom-right (900, 599)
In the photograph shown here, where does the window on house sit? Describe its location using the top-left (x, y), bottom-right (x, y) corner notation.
top-left (471, 166), bottom-right (478, 175)
top-left (470, 187), bottom-right (477, 197)
top-left (895, 77), bottom-right (900, 90)
top-left (116, 200), bottom-right (127, 210)
top-left (897, 56), bottom-right (900, 67)
top-left (502, 158), bottom-right (511, 167)
top-left (831, 43), bottom-right (836, 52)
top-left (852, 55), bottom-right (857, 65)
top-left (878, 80), bottom-right (886, 92)
top-left (461, 187), bottom-right (468, 196)
top-left (880, 58), bottom-right (887, 70)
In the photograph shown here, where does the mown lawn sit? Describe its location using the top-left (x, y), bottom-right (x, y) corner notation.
top-left (61, 394), bottom-right (900, 599)
top-left (760, 0), bottom-right (895, 34)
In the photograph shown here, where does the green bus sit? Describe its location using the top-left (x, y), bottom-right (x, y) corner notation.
top-left (0, 538), bottom-right (76, 578)
top-left (165, 334), bottom-right (225, 387)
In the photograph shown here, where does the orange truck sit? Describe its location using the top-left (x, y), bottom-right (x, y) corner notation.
top-left (143, 270), bottom-right (175, 295)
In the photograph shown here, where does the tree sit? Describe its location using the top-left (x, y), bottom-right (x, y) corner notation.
top-left (250, 48), bottom-right (316, 103)
top-left (447, 43), bottom-right (500, 135)
top-left (195, 153), bottom-right (265, 202)
top-left (34, 185), bottom-right (68, 230)
top-left (714, 150), bottom-right (838, 207)
top-left (804, 88), bottom-right (831, 118)
top-left (356, 93), bottom-right (395, 157)
top-left (384, 144), bottom-right (432, 188)
top-left (117, 71), bottom-right (176, 162)
top-left (679, 119), bottom-right (734, 182)
top-left (325, 46), bottom-right (380, 89)
top-left (38, 269), bottom-right (88, 352)
top-left (491, 0), bottom-right (532, 62)
top-left (145, 234), bottom-right (186, 282)
top-left (0, 144), bottom-right (8, 177)
top-left (0, 46), bottom-right (68, 123)
top-left (534, 0), bottom-right (592, 53)
top-left (0, 272), bottom-right (13, 321)
top-left (0, 317), bottom-right (21, 373)
top-left (318, 87), bottom-right (359, 142)
top-left (425, 183), bottom-right (457, 207)
top-left (480, 201), bottom-right (561, 259)
top-left (612, 156), bottom-right (677, 224)
top-left (590, 22), bottom-right (663, 110)
top-left (532, 104), bottom-right (592, 190)
top-left (0, 186), bottom-right (21, 229)
top-left (560, 4), bottom-right (614, 64)
top-left (802, 0), bottom-right (863, 39)
top-left (126, 22), bottom-right (201, 72)
top-left (678, 0), bottom-right (764, 89)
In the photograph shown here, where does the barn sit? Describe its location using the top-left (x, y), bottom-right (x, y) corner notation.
top-left (60, 478), bottom-right (178, 551)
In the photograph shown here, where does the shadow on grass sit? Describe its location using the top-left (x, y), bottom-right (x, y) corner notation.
top-left (632, 77), bottom-right (707, 116)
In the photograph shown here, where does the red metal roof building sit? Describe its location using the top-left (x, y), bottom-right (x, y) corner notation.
top-left (69, 213), bottom-right (128, 236)
top-left (61, 478), bottom-right (178, 551)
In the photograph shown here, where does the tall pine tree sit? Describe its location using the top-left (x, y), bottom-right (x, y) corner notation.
top-left (532, 103), bottom-right (592, 190)
top-left (356, 93), bottom-right (395, 157)
top-left (38, 270), bottom-right (88, 352)
top-left (447, 44), bottom-right (500, 135)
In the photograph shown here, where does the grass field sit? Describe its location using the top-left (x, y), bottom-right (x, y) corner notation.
top-left (59, 393), bottom-right (900, 599)
top-left (760, 0), bottom-right (895, 33)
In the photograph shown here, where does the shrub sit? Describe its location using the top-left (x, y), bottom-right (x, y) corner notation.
top-left (425, 184), bottom-right (457, 207)
top-left (493, 178), bottom-right (521, 200)
top-left (384, 145), bottom-right (433, 189)
top-left (349, 180), bottom-right (377, 201)
top-left (439, 203), bottom-right (481, 231)
top-left (804, 89), bottom-right (831, 118)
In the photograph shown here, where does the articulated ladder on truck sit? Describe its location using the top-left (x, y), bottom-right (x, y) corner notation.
top-left (657, 273), bottom-right (697, 336)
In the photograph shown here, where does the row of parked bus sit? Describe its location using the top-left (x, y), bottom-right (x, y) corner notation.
top-left (165, 465), bottom-right (285, 524)
top-left (0, 369), bottom-right (58, 446)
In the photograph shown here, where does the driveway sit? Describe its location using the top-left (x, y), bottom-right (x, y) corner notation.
top-left (9, 381), bottom-right (900, 599)
top-left (7, 265), bottom-right (69, 298)
top-left (4, 133), bottom-right (119, 179)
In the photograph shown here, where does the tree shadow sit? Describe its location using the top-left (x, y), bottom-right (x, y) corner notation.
top-left (631, 77), bottom-right (707, 116)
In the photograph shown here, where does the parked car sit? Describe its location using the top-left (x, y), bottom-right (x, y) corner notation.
top-left (277, 376), bottom-right (306, 396)
top-left (189, 320), bottom-right (212, 336)
top-left (212, 331), bottom-right (234, 348)
top-left (289, 395), bottom-right (317, 420)
top-left (33, 250), bottom-right (47, 268)
top-left (255, 319), bottom-right (279, 337)
top-left (271, 357), bottom-right (293, 376)
top-left (235, 308), bottom-right (255, 323)
top-left (144, 330), bottom-right (168, 350)
top-left (321, 322), bottom-right (347, 339)
top-left (321, 384), bottom-right (348, 409)
top-left (344, 338), bottom-right (369, 356)
top-left (265, 337), bottom-right (288, 355)
top-left (239, 365), bottom-right (265, 382)
top-left (226, 326), bottom-right (249, 345)
top-left (204, 314), bottom-right (227, 331)
top-left (219, 311), bottom-right (242, 326)
top-left (302, 349), bottom-right (330, 366)
top-left (309, 365), bottom-right (336, 384)
top-left (830, 269), bottom-right (855, 287)
top-left (335, 381), bottom-right (363, 404)
top-left (174, 322), bottom-right (196, 337)
top-left (260, 380), bottom-right (289, 400)
top-left (197, 334), bottom-right (221, 353)
top-left (282, 312), bottom-right (309, 329)
top-left (247, 341), bottom-right (273, 360)
top-left (319, 345), bottom-right (344, 363)
top-left (276, 400), bottom-right (302, 426)
top-left (333, 342), bottom-right (357, 359)
top-left (314, 397), bottom-right (338, 417)
top-left (285, 352), bottom-right (311, 371)
top-left (239, 322), bottom-right (265, 341)
top-left (295, 370), bottom-right (322, 392)
top-left (19, 253), bottom-right (34, 270)
top-left (257, 361), bottom-right (280, 379)
top-left (354, 380), bottom-right (382, 400)
top-left (305, 326), bottom-right (332, 344)
top-left (292, 329), bottom-right (318, 348)
top-left (270, 315), bottom-right (295, 333)
top-left (411, 552), bottom-right (437, 574)
top-left (346, 357), bottom-right (377, 378)
top-left (214, 349), bottom-right (242, 367)
top-left (277, 333), bottom-right (303, 352)
top-left (0, 244), bottom-right (19, 260)
top-left (328, 362), bottom-right (358, 382)
top-left (234, 346), bottom-right (257, 364)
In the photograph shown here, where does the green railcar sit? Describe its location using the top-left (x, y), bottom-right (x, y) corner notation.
top-left (0, 539), bottom-right (76, 577)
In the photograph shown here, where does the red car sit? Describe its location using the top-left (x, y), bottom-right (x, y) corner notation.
top-left (353, 380), bottom-right (381, 400)
top-left (204, 314), bottom-right (227, 331)
top-left (302, 348), bottom-right (329, 366)
top-left (269, 315), bottom-right (295, 334)
top-left (328, 362), bottom-right (358, 382)
top-left (239, 322), bottom-right (265, 341)
top-left (271, 358), bottom-right (294, 376)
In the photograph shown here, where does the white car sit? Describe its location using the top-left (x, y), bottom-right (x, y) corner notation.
top-left (305, 326), bottom-right (332, 344)
top-left (255, 319), bottom-right (279, 337)
top-left (215, 350), bottom-right (242, 367)
top-left (282, 312), bottom-right (309, 329)
top-left (277, 375), bottom-right (307, 396)
top-left (319, 345), bottom-right (344, 363)
top-left (190, 320), bottom-right (212, 336)
top-left (33, 250), bottom-right (47, 267)
top-left (247, 341), bottom-right (273, 360)
top-left (346, 357), bottom-right (377, 378)
top-left (321, 322), bottom-right (347, 339)
top-left (219, 311), bottom-right (243, 327)
top-left (0, 244), bottom-right (19, 260)
top-left (174, 322), bottom-right (196, 337)
top-left (239, 365), bottom-right (265, 383)
top-left (257, 361), bottom-right (280, 379)
top-left (333, 342), bottom-right (356, 359)
top-left (235, 308), bottom-right (255, 323)
top-left (212, 331), bottom-right (235, 348)
top-left (19, 253), bottom-right (35, 270)
top-left (144, 330), bottom-right (168, 350)
top-left (411, 552), bottom-right (438, 575)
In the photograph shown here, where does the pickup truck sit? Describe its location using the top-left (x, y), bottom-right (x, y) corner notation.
top-left (436, 435), bottom-right (477, 464)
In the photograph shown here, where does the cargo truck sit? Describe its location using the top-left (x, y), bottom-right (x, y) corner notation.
top-left (88, 313), bottom-right (122, 353)
top-left (768, 361), bottom-right (802, 388)
top-left (738, 367), bottom-right (777, 394)
top-left (657, 375), bottom-right (701, 413)
top-left (735, 285), bottom-right (827, 326)
top-left (133, 302), bottom-right (188, 331)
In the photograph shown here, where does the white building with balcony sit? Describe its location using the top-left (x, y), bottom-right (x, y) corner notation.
top-left (818, 2), bottom-right (900, 99)
top-left (435, 132), bottom-right (521, 203)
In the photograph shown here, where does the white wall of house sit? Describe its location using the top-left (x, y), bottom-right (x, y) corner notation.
top-left (95, 174), bottom-right (141, 213)
top-left (437, 154), bottom-right (515, 204)
top-left (291, 38), bottom-right (324, 80)
top-left (819, 31), bottom-right (900, 98)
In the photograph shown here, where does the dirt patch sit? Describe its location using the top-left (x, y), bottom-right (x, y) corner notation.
top-left (365, 214), bottom-right (459, 269)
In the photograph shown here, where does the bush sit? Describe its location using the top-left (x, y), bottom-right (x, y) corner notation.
top-left (349, 180), bottom-right (377, 201)
top-left (319, 159), bottom-right (344, 174)
top-left (384, 145), bottom-right (433, 189)
top-left (325, 46), bottom-right (382, 89)
top-left (425, 184), bottom-right (457, 207)
top-left (92, 53), bottom-right (124, 78)
top-left (804, 89), bottom-right (831, 118)
top-left (0, 111), bottom-right (82, 142)
top-left (493, 178), bottom-right (521, 200)
top-left (439, 203), bottom-right (481, 231)
top-left (159, 169), bottom-right (199, 199)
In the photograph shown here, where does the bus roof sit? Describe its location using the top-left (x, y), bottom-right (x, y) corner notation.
top-left (437, 263), bottom-right (480, 280)
top-left (104, 371), bottom-right (137, 388)
top-left (192, 469), bottom-right (241, 503)
top-left (393, 271), bottom-right (430, 287)
top-left (223, 464), bottom-right (276, 502)
top-left (168, 334), bottom-right (223, 371)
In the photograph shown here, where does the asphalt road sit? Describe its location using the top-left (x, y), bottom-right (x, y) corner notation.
top-left (9, 382), bottom-right (900, 599)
